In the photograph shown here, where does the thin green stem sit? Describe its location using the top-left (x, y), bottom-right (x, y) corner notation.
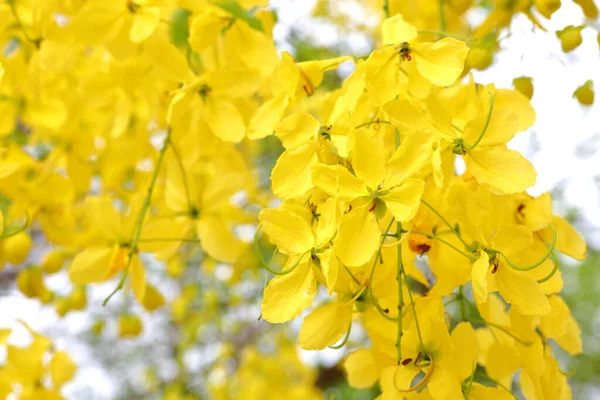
top-left (103, 128), bottom-right (173, 306)
top-left (421, 199), bottom-right (473, 251)
top-left (411, 230), bottom-right (476, 261)
top-left (396, 222), bottom-right (404, 365)
top-left (329, 324), bottom-right (352, 349)
top-left (369, 219), bottom-right (398, 322)
top-left (402, 270), bottom-right (425, 350)
top-left (475, 320), bottom-right (533, 346)
top-left (383, 0), bottom-right (390, 18)
top-left (499, 223), bottom-right (557, 271)
top-left (254, 224), bottom-right (310, 276)
top-left (438, 0), bottom-right (446, 33)
top-left (464, 93), bottom-right (494, 151)
top-left (343, 264), bottom-right (361, 286)
top-left (537, 251), bottom-right (559, 283)
top-left (355, 120), bottom-right (394, 130)
top-left (464, 362), bottom-right (476, 399)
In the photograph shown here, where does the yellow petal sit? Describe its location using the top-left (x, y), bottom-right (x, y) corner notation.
top-left (258, 208), bottom-right (313, 255)
top-left (472, 251), bottom-right (490, 305)
top-left (130, 7), bottom-right (160, 43)
top-left (204, 98), bottom-right (246, 142)
top-left (50, 351), bottom-right (76, 389)
top-left (462, 109), bottom-right (520, 148)
top-left (428, 364), bottom-right (464, 399)
top-left (68, 247), bottom-right (113, 284)
top-left (298, 303), bottom-right (352, 350)
top-left (312, 163), bottom-right (368, 201)
top-left (317, 248), bottom-right (339, 295)
top-left (380, 178), bottom-right (425, 221)
top-left (486, 341), bottom-right (520, 381)
top-left (413, 38), bottom-right (469, 86)
top-left (197, 216), bottom-right (244, 263)
top-left (465, 146), bottom-right (537, 194)
top-left (451, 322), bottom-right (479, 381)
top-left (142, 38), bottom-right (194, 82)
top-left (351, 131), bottom-right (386, 189)
top-left (344, 349), bottom-right (382, 389)
top-left (335, 204), bottom-right (380, 267)
top-left (188, 8), bottom-right (230, 52)
top-left (494, 88), bottom-right (536, 132)
top-left (539, 216), bottom-right (586, 261)
top-left (384, 131), bottom-right (433, 188)
top-left (496, 266), bottom-right (550, 315)
top-left (381, 14), bottom-right (418, 44)
top-left (128, 256), bottom-right (146, 304)
top-left (540, 295), bottom-right (582, 355)
top-left (261, 262), bottom-right (316, 323)
top-left (247, 92), bottom-right (289, 140)
top-left (271, 142), bottom-right (318, 199)
top-left (275, 111), bottom-right (320, 149)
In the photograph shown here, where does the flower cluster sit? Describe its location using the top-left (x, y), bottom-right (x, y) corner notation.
top-left (257, 13), bottom-right (586, 400)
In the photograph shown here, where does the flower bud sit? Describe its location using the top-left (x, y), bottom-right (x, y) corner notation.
top-left (68, 286), bottom-right (87, 310)
top-left (118, 314), bottom-right (143, 338)
top-left (573, 0), bottom-right (598, 19)
top-left (513, 77), bottom-right (534, 99)
top-left (3, 231), bottom-right (32, 265)
top-left (573, 80), bottom-right (594, 106)
top-left (41, 249), bottom-right (65, 274)
top-left (142, 284), bottom-right (165, 312)
top-left (16, 266), bottom-right (45, 298)
top-left (534, 0), bottom-right (561, 19)
top-left (465, 46), bottom-right (493, 70)
top-left (556, 26), bottom-right (584, 53)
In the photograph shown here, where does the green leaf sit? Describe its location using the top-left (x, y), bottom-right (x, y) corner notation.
top-left (170, 8), bottom-right (192, 47)
top-left (212, 0), bottom-right (264, 32)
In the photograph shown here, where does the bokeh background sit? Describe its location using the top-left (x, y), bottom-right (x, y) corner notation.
top-left (0, 0), bottom-right (598, 399)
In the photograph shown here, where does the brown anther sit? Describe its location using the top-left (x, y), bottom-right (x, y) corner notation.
top-left (491, 259), bottom-right (499, 274)
top-left (401, 358), bottom-right (413, 366)
top-left (368, 201), bottom-right (377, 212)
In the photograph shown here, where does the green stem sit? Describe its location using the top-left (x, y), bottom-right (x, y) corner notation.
top-left (475, 320), bottom-right (533, 346)
top-left (403, 270), bottom-right (425, 350)
top-left (396, 222), bottom-right (404, 365)
top-left (411, 230), bottom-right (475, 261)
top-left (103, 128), bottom-right (173, 306)
top-left (438, 0), bottom-right (446, 33)
top-left (499, 223), bottom-right (557, 271)
top-left (537, 251), bottom-right (559, 283)
top-left (329, 324), bottom-right (352, 349)
top-left (421, 199), bottom-right (473, 251)
top-left (355, 120), bottom-right (394, 130)
top-left (368, 219), bottom-right (398, 322)
top-left (383, 0), bottom-right (390, 18)
top-left (464, 93), bottom-right (494, 151)
top-left (343, 264), bottom-right (362, 286)
top-left (464, 362), bottom-right (476, 399)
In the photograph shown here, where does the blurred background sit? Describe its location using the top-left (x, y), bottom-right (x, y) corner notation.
top-left (0, 0), bottom-right (598, 399)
